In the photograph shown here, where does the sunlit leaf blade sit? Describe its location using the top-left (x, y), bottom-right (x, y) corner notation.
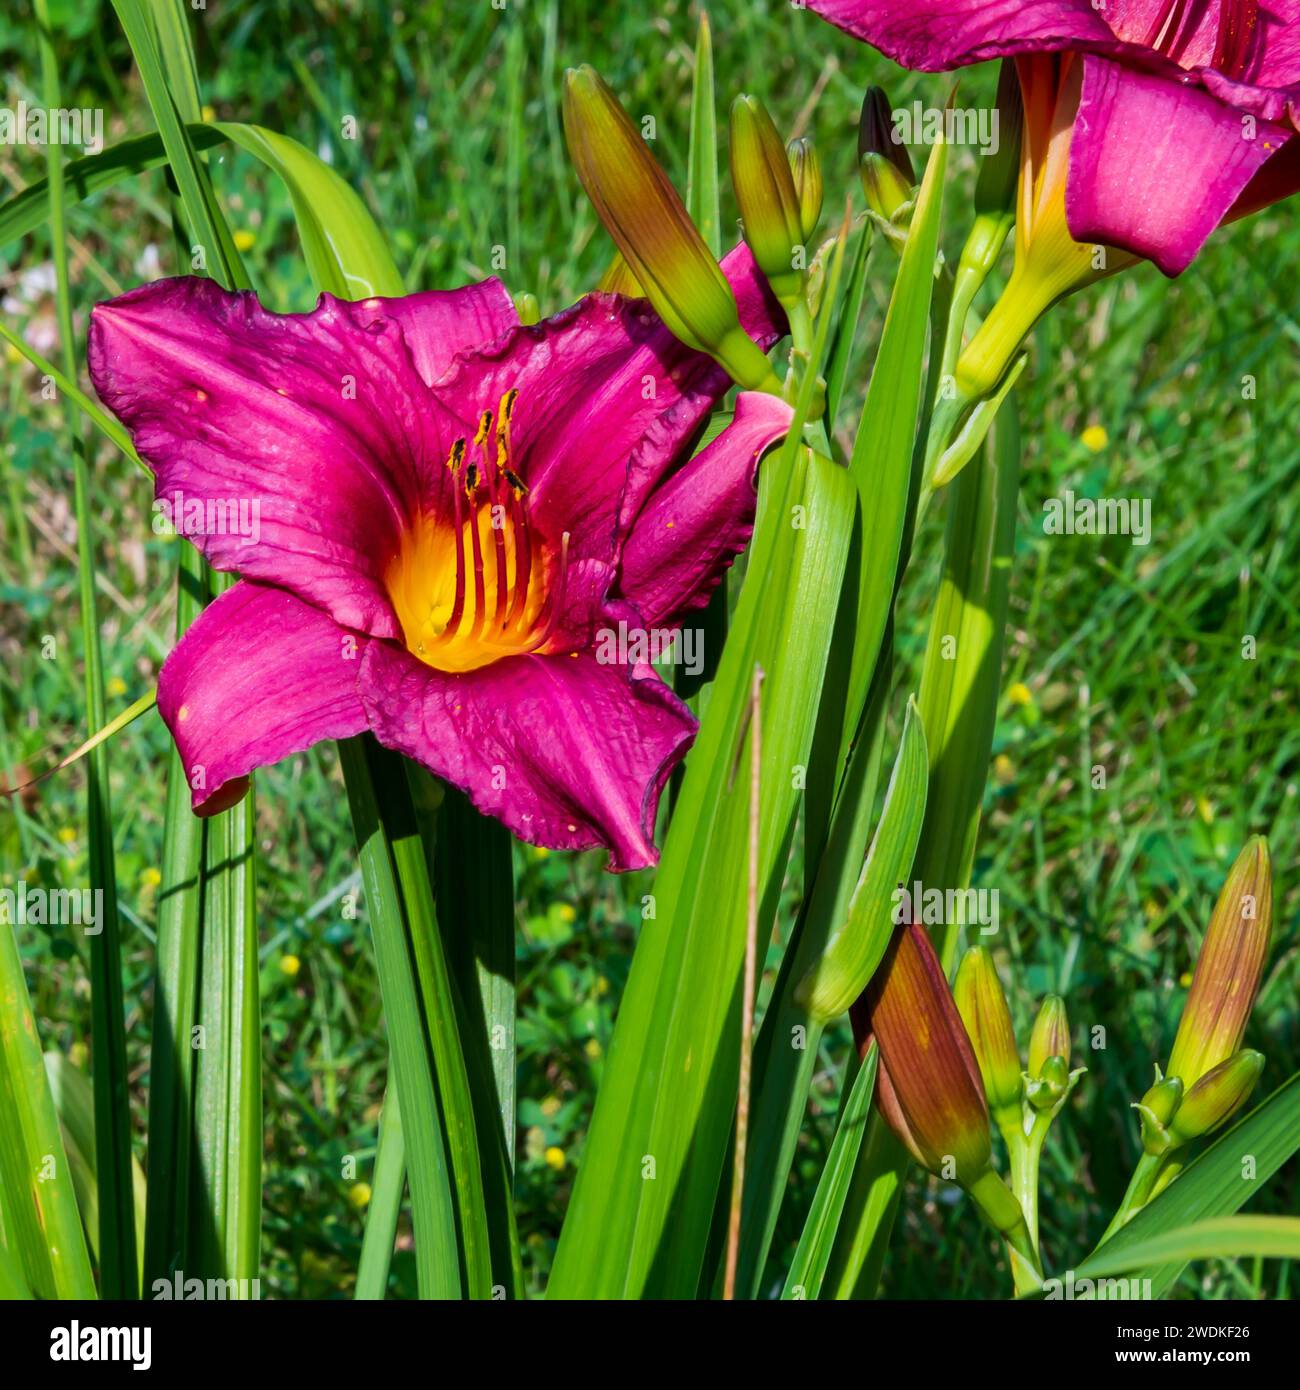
top-left (550, 452), bottom-right (856, 1298)
top-left (686, 11), bottom-right (721, 258)
top-left (217, 123), bottom-right (406, 299)
top-left (43, 1053), bottom-right (147, 1276)
top-left (0, 126), bottom-right (228, 249)
top-left (0, 916), bottom-right (96, 1298)
top-left (340, 737), bottom-right (463, 1299)
top-left (823, 218), bottom-right (873, 427)
top-left (822, 398), bottom-right (1022, 1299)
top-left (1078, 1216), bottom-right (1300, 1279)
top-left (727, 695), bottom-right (926, 1296)
top-left (355, 1088), bottom-right (405, 1300)
top-left (143, 537), bottom-right (207, 1287)
top-left (109, 0), bottom-right (248, 290)
top-left (838, 135), bottom-right (948, 773)
top-left (783, 1046), bottom-right (878, 1300)
top-left (34, 0), bottom-right (136, 1298)
top-left (1076, 1074), bottom-right (1300, 1298)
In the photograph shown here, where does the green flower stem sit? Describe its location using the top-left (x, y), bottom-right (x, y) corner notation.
top-left (968, 1167), bottom-right (1042, 1295)
top-left (1097, 1151), bottom-right (1166, 1246)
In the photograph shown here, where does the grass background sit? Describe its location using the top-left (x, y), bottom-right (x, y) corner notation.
top-left (1, 0), bottom-right (1296, 1298)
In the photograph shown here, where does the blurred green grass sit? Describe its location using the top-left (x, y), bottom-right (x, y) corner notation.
top-left (1, 0), bottom-right (1296, 1298)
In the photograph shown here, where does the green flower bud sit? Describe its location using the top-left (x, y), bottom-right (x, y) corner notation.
top-left (1135, 1075), bottom-right (1183, 1156)
top-left (1028, 994), bottom-right (1070, 1076)
top-left (730, 95), bottom-right (806, 302)
top-left (563, 66), bottom-right (778, 391)
top-left (786, 137), bottom-right (823, 243)
top-left (1168, 1049), bottom-right (1264, 1145)
top-left (1167, 838), bottom-right (1272, 1089)
top-left (954, 946), bottom-right (1022, 1126)
top-left (1026, 1054), bottom-right (1070, 1112)
top-left (512, 291), bottom-right (540, 326)
top-left (858, 86), bottom-right (914, 224)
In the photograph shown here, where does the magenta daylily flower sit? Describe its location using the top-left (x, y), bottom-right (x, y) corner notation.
top-left (88, 248), bottom-right (789, 871)
top-left (809, 0), bottom-right (1300, 275)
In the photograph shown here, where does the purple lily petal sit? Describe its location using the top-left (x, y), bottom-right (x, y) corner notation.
top-left (1066, 56), bottom-right (1292, 275)
top-left (89, 278), bottom-right (489, 639)
top-left (364, 279), bottom-right (517, 385)
top-left (617, 390), bottom-right (793, 628)
top-left (806, 0), bottom-right (1117, 71)
top-left (358, 643), bottom-right (694, 871)
top-left (157, 581), bottom-right (367, 815)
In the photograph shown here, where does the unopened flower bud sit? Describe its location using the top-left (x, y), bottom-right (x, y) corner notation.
top-left (858, 86), bottom-right (914, 224)
top-left (786, 137), bottom-right (823, 243)
top-left (1167, 837), bottom-right (1272, 1089)
top-left (862, 923), bottom-right (992, 1187)
top-left (1168, 1049), bottom-right (1264, 1145)
top-left (563, 66), bottom-right (778, 391)
top-left (1028, 994), bottom-right (1070, 1076)
top-left (1027, 1054), bottom-right (1070, 1112)
top-left (954, 946), bottom-right (1022, 1127)
top-left (1135, 1075), bottom-right (1184, 1155)
top-left (730, 95), bottom-right (805, 302)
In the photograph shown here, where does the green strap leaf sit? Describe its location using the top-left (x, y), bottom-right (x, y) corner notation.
top-left (782, 1046), bottom-right (878, 1300)
top-left (1078, 1216), bottom-right (1300, 1279)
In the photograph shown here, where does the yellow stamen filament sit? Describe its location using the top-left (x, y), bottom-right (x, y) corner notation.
top-left (385, 388), bottom-right (568, 673)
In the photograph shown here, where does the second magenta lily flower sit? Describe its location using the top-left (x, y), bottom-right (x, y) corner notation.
top-left (88, 253), bottom-right (789, 870)
top-left (808, 0), bottom-right (1300, 276)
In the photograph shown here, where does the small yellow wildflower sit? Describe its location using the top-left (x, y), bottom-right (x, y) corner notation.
top-left (584, 1038), bottom-right (602, 1061)
top-left (106, 675), bottom-right (127, 698)
top-left (278, 954), bottom-right (301, 979)
top-left (347, 1182), bottom-right (372, 1210)
top-left (140, 866), bottom-right (162, 888)
top-left (233, 229), bottom-right (256, 253)
top-left (556, 903), bottom-right (576, 924)
top-left (993, 754), bottom-right (1015, 784)
top-left (1196, 796), bottom-right (1215, 825)
top-left (1179, 970), bottom-right (1194, 989)
top-left (201, 105), bottom-right (216, 123)
top-left (544, 1146), bottom-right (566, 1171)
top-left (57, 827), bottom-right (77, 845)
top-left (1080, 424), bottom-right (1109, 453)
top-left (1007, 682), bottom-right (1034, 707)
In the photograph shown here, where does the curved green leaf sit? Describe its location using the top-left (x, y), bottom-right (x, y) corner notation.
top-left (1079, 1216), bottom-right (1300, 1278)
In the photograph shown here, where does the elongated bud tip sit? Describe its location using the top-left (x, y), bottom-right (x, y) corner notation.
top-left (786, 137), bottom-right (823, 243)
top-left (1028, 994), bottom-right (1070, 1075)
top-left (1167, 837), bottom-right (1272, 1088)
top-left (1168, 1049), bottom-right (1264, 1145)
top-left (730, 94), bottom-right (805, 299)
top-left (954, 946), bottom-right (1022, 1123)
top-left (562, 66), bottom-right (776, 390)
top-left (973, 60), bottom-right (1024, 219)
